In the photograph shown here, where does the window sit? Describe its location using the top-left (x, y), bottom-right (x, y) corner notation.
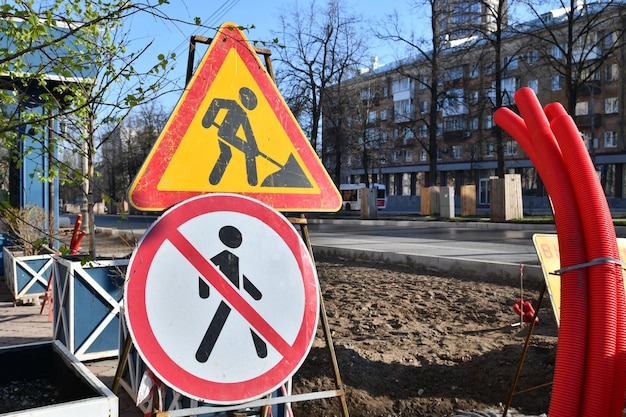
top-left (552, 45), bottom-right (563, 59)
top-left (380, 131), bottom-right (388, 142)
top-left (391, 151), bottom-right (400, 162)
top-left (420, 77), bottom-right (428, 89)
top-left (485, 62), bottom-right (495, 75)
top-left (368, 130), bottom-right (381, 148)
top-left (551, 75), bottom-right (562, 91)
top-left (501, 78), bottom-right (519, 105)
top-left (581, 67), bottom-right (601, 81)
top-left (526, 50), bottom-right (539, 64)
top-left (506, 55), bottom-right (518, 70)
top-left (394, 99), bottom-right (413, 121)
top-left (580, 31), bottom-right (598, 48)
top-left (605, 97), bottom-right (618, 114)
top-left (442, 88), bottom-right (467, 116)
top-left (485, 115), bottom-right (493, 129)
top-left (469, 90), bottom-right (479, 105)
top-left (575, 101), bottom-right (589, 116)
top-left (420, 149), bottom-right (428, 161)
top-left (402, 128), bottom-right (414, 145)
top-left (404, 150), bottom-right (414, 162)
top-left (470, 65), bottom-right (479, 78)
top-left (419, 125), bottom-right (427, 138)
top-left (392, 77), bottom-right (411, 93)
top-left (444, 116), bottom-right (466, 132)
top-left (380, 109), bottom-right (387, 120)
top-left (445, 65), bottom-right (464, 81)
top-left (470, 117), bottom-right (479, 130)
top-left (527, 79), bottom-right (539, 94)
top-left (360, 88), bottom-right (371, 100)
top-left (420, 101), bottom-right (428, 113)
top-left (485, 142), bottom-right (495, 157)
top-left (606, 63), bottom-right (618, 82)
top-left (604, 131), bottom-right (617, 148)
top-left (368, 111), bottom-right (376, 123)
top-left (451, 145), bottom-right (463, 159)
top-left (505, 140), bottom-right (518, 156)
top-left (604, 32), bottom-right (617, 49)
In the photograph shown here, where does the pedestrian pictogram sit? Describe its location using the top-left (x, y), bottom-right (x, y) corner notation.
top-left (124, 193), bottom-right (320, 404)
top-left (196, 225), bottom-right (267, 362)
top-left (128, 22), bottom-right (341, 213)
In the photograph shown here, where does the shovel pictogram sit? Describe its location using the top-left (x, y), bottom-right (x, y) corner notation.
top-left (259, 151), bottom-right (312, 188)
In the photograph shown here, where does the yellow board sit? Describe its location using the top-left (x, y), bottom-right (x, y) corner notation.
top-left (532, 233), bottom-right (626, 326)
top-left (128, 22), bottom-right (341, 212)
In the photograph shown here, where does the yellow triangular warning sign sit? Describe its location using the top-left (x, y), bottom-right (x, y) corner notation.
top-left (128, 22), bottom-right (341, 212)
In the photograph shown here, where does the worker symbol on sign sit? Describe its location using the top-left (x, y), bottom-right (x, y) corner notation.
top-left (196, 225), bottom-right (267, 363)
top-left (202, 87), bottom-right (312, 188)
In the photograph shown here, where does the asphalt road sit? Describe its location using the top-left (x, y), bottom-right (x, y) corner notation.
top-left (81, 213), bottom-right (561, 280)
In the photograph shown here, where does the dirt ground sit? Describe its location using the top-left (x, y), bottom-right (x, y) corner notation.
top-left (91, 232), bottom-right (557, 417)
top-left (291, 254), bottom-right (557, 417)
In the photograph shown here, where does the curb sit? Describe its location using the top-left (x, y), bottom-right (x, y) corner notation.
top-left (312, 245), bottom-right (543, 284)
top-left (96, 227), bottom-right (543, 284)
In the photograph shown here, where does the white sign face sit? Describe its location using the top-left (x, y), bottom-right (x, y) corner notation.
top-left (124, 193), bottom-right (319, 404)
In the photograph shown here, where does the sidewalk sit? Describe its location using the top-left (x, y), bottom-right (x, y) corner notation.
top-left (0, 283), bottom-right (143, 417)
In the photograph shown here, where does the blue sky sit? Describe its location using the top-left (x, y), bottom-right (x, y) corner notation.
top-left (126, 0), bottom-right (550, 111)
top-left (126, 0), bottom-right (413, 110)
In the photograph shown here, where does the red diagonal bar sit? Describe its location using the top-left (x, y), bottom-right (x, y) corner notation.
top-left (168, 227), bottom-right (292, 357)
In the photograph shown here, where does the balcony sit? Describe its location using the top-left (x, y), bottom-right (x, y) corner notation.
top-left (443, 130), bottom-right (468, 142)
top-left (579, 80), bottom-right (601, 95)
top-left (575, 113), bottom-right (602, 128)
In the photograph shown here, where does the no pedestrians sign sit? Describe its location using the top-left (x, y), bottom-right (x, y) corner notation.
top-left (124, 193), bottom-right (320, 404)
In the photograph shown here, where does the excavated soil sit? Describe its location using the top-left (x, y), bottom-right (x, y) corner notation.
top-left (291, 255), bottom-right (557, 417)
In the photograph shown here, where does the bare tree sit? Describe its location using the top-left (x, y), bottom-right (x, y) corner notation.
top-left (273, 0), bottom-right (367, 155)
top-left (472, 0), bottom-right (521, 178)
top-left (520, 0), bottom-right (626, 114)
top-left (0, 1), bottom-right (203, 256)
top-left (333, 66), bottom-right (389, 188)
top-left (376, 1), bottom-right (447, 187)
top-left (96, 102), bottom-right (170, 211)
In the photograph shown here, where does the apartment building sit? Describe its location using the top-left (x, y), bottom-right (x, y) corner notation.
top-left (322, 1), bottom-right (626, 210)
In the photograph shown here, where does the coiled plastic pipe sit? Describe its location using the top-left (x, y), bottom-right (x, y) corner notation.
top-left (496, 88), bottom-right (626, 417)
top-left (494, 90), bottom-right (588, 416)
top-left (545, 102), bottom-right (625, 417)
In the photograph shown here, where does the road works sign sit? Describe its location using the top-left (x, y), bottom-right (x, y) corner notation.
top-left (124, 193), bottom-right (320, 404)
top-left (128, 22), bottom-right (341, 212)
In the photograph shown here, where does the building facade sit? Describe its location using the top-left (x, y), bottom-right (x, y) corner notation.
top-left (322, 1), bottom-right (626, 211)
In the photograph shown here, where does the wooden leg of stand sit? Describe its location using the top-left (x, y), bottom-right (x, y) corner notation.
top-left (296, 215), bottom-right (350, 417)
top-left (113, 335), bottom-right (133, 393)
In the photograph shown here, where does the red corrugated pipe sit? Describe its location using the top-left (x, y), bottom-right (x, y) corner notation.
top-left (494, 90), bottom-right (588, 416)
top-left (495, 88), bottom-right (626, 416)
top-left (545, 102), bottom-right (625, 417)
